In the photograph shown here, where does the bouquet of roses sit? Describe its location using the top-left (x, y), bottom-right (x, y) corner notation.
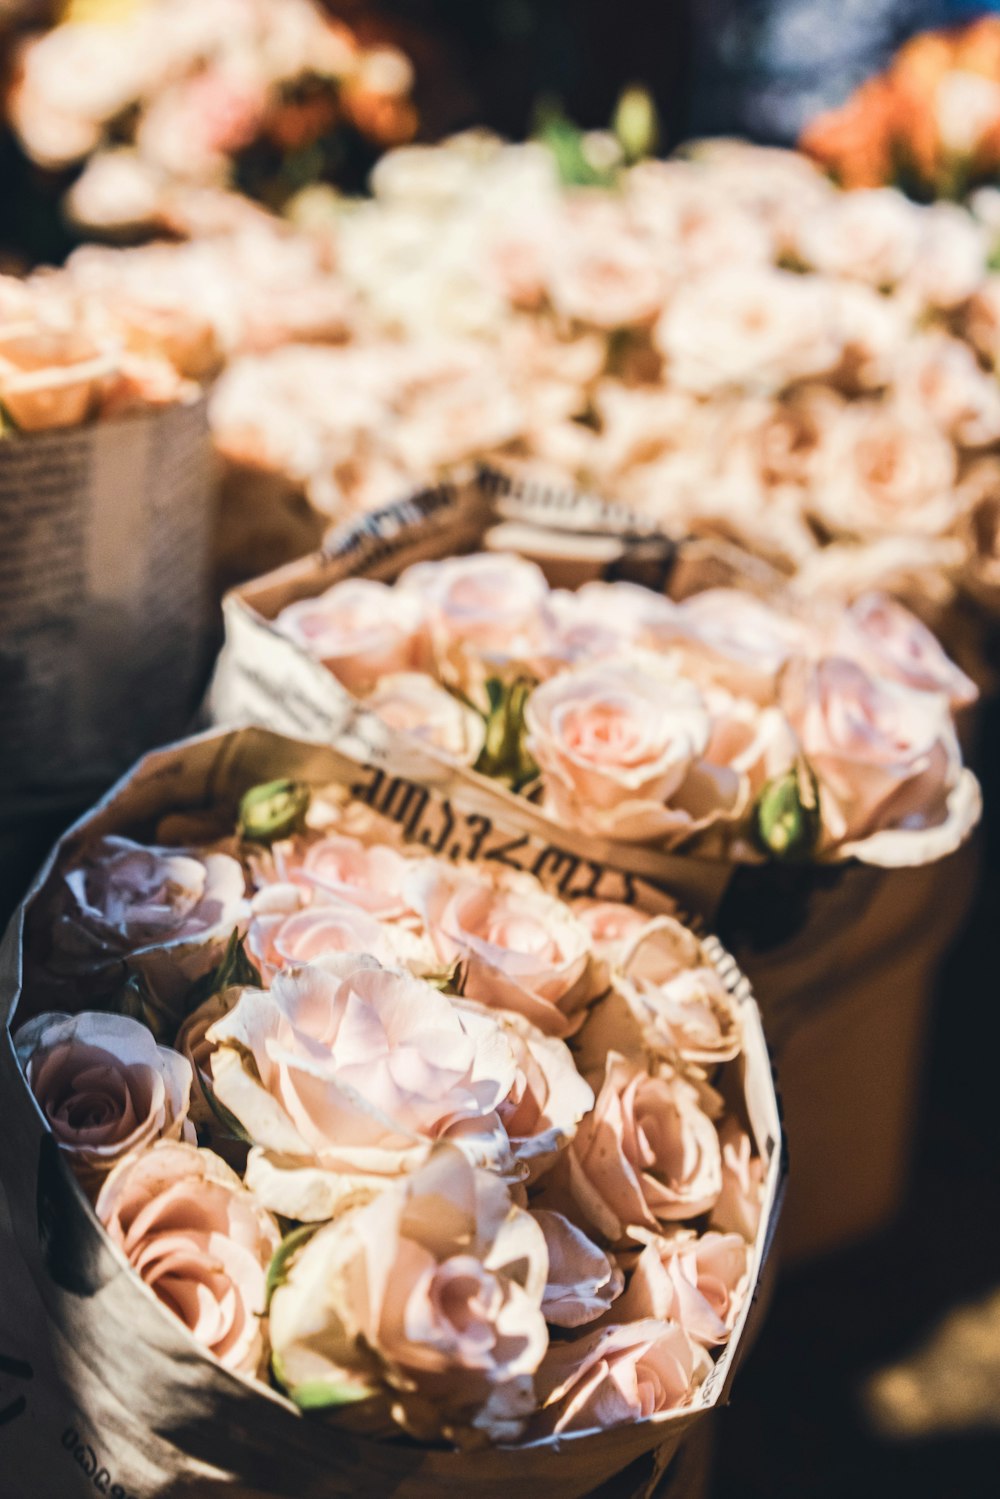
top-left (2, 730), bottom-right (779, 1497)
top-left (259, 545), bottom-right (981, 872)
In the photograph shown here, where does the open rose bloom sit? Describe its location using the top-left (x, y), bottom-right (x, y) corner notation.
top-left (2, 728), bottom-right (781, 1496)
top-left (220, 516), bottom-right (981, 874)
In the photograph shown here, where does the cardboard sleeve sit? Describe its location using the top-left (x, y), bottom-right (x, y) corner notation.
top-left (0, 726), bottom-right (782, 1499)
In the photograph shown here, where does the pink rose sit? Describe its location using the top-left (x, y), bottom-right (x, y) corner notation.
top-left (272, 831), bottom-right (416, 922)
top-left (782, 656), bottom-right (964, 847)
top-left (675, 589), bottom-right (815, 704)
top-left (16, 1011), bottom-right (193, 1187)
top-left (269, 1145), bottom-right (550, 1444)
top-left (275, 579), bottom-right (430, 696)
top-left (614, 1230), bottom-right (751, 1347)
top-left (405, 862), bottom-right (596, 1038)
top-left (96, 1141), bottom-right (279, 1377)
top-left (710, 1119), bottom-right (765, 1242)
top-left (247, 887), bottom-right (434, 983)
top-left (563, 1054), bottom-right (723, 1245)
top-left (534, 583), bottom-right (681, 674)
top-left (532, 1209), bottom-right (624, 1328)
top-left (206, 957), bottom-right (518, 1219)
top-left (525, 658), bottom-right (736, 844)
top-left (365, 672), bottom-right (486, 765)
top-left (398, 552), bottom-right (548, 659)
top-left (830, 593), bottom-right (977, 711)
top-left (49, 835), bottom-right (247, 1006)
top-left (531, 1320), bottom-right (709, 1436)
top-left (573, 899), bottom-right (653, 961)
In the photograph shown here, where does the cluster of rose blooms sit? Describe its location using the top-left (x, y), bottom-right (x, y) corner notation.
top-left (273, 551), bottom-right (981, 864)
top-left (0, 268), bottom-right (202, 433)
top-left (195, 133), bottom-right (1000, 633)
top-left (7, 0), bottom-right (416, 236)
top-left (801, 15), bottom-right (1000, 200)
top-left (18, 780), bottom-right (765, 1445)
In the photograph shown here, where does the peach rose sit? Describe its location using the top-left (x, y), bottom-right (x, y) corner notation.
top-left (207, 957), bottom-right (518, 1219)
top-left (654, 266), bottom-right (841, 395)
top-left (710, 1119), bottom-right (765, 1242)
top-left (405, 862), bottom-right (596, 1038)
top-left (269, 1145), bottom-right (549, 1443)
top-left (525, 658), bottom-right (736, 845)
top-left (365, 672), bottom-right (486, 765)
top-left (545, 234), bottom-right (668, 330)
top-left (533, 1210), bottom-right (624, 1327)
top-left (531, 1320), bottom-right (709, 1436)
top-left (564, 1054), bottom-right (723, 1245)
top-left (15, 1011), bottom-right (193, 1186)
top-left (782, 656), bottom-right (965, 848)
top-left (573, 899), bottom-right (653, 961)
top-left (808, 404), bottom-right (961, 541)
top-left (675, 590), bottom-right (816, 704)
top-left (790, 188), bottom-right (920, 287)
top-left (831, 593), bottom-right (977, 710)
top-left (897, 332), bottom-right (1000, 450)
top-left (614, 919), bottom-right (743, 1068)
top-left (96, 1141), bottom-right (279, 1377)
top-left (614, 1230), bottom-right (751, 1347)
top-left (398, 552), bottom-right (548, 661)
top-left (902, 202), bottom-right (989, 314)
top-left (274, 579), bottom-right (430, 696)
top-left (49, 834), bottom-right (247, 1008)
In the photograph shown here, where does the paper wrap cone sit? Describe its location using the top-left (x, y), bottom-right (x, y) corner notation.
top-left (0, 726), bottom-right (783, 1499)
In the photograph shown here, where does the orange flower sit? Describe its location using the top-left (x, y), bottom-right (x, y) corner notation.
top-left (799, 78), bottom-right (897, 189)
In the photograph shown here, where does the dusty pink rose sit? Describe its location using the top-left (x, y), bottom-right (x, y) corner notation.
top-left (534, 582), bottom-right (681, 673)
top-left (710, 1119), bottom-right (765, 1242)
top-left (365, 671), bottom-right (486, 764)
top-left (532, 1209), bottom-right (624, 1328)
top-left (564, 1053), bottom-right (723, 1245)
top-left (96, 1141), bottom-right (279, 1377)
top-left (269, 1145), bottom-right (549, 1443)
top-left (615, 1230), bottom-right (751, 1347)
top-left (16, 1011), bottom-right (194, 1186)
top-left (398, 552), bottom-right (548, 659)
top-left (782, 656), bottom-right (963, 847)
top-left (830, 593), bottom-right (977, 710)
top-left (405, 862), bottom-right (596, 1038)
top-left (206, 957), bottom-right (518, 1219)
top-left (50, 835), bottom-right (247, 1003)
top-left (525, 658), bottom-right (735, 844)
top-left (275, 579), bottom-right (430, 696)
top-left (531, 1320), bottom-right (709, 1436)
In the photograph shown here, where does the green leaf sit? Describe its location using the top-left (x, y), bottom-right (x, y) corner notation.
top-left (533, 99), bottom-right (620, 189)
top-left (270, 1350), bottom-right (374, 1411)
top-left (187, 929), bottom-right (262, 1015)
top-left (265, 1224), bottom-right (319, 1310)
top-left (751, 760), bottom-right (823, 863)
top-left (237, 779), bottom-right (311, 845)
top-left (112, 971), bottom-right (182, 1042)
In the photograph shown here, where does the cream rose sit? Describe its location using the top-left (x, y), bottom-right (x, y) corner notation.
top-left (404, 862), bottom-right (596, 1038)
top-left (545, 233), bottom-right (668, 330)
top-left (564, 1053), bottom-right (723, 1245)
top-left (782, 656), bottom-right (967, 850)
top-left (531, 1320), bottom-right (709, 1436)
top-left (831, 593), bottom-right (977, 710)
top-left (710, 1119), bottom-right (765, 1242)
top-left (269, 1145), bottom-right (549, 1443)
top-left (206, 957), bottom-right (518, 1219)
top-left (791, 188), bottom-right (921, 287)
top-left (614, 1229), bottom-right (751, 1347)
top-left (365, 672), bottom-right (486, 764)
top-left (655, 266), bottom-right (841, 395)
top-left (525, 657), bottom-right (736, 845)
top-left (49, 834), bottom-right (247, 1008)
top-left (614, 919), bottom-right (743, 1068)
top-left (96, 1141), bottom-right (279, 1377)
top-left (808, 404), bottom-right (961, 541)
top-left (16, 1011), bottom-right (194, 1187)
top-left (897, 332), bottom-right (1000, 449)
top-left (274, 579), bottom-right (430, 696)
top-left (532, 1210), bottom-right (624, 1328)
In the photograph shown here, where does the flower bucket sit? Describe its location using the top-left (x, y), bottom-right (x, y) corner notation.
top-left (0, 726), bottom-right (783, 1499)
